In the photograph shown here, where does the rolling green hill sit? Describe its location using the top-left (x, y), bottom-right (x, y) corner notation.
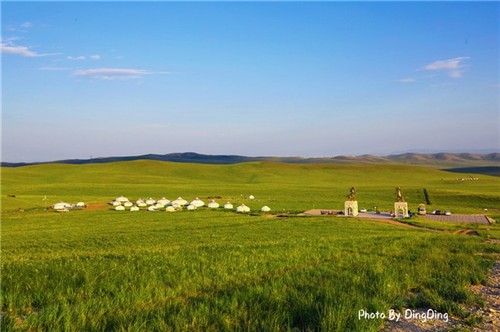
top-left (2, 161), bottom-right (499, 331)
top-left (2, 160), bottom-right (499, 217)
top-left (2, 151), bottom-right (499, 167)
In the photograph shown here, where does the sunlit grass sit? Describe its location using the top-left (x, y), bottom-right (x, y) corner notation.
top-left (1, 161), bottom-right (499, 330)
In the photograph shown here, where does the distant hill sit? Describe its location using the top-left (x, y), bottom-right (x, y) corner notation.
top-left (2, 152), bottom-right (499, 168)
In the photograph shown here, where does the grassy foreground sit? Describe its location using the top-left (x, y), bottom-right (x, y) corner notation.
top-left (1, 161), bottom-right (500, 330)
top-left (2, 210), bottom-right (498, 331)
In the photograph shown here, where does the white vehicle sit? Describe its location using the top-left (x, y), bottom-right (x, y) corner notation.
top-left (359, 208), bottom-right (367, 213)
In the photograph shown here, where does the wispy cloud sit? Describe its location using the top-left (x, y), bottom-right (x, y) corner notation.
top-left (73, 68), bottom-right (153, 80)
top-left (20, 22), bottom-right (34, 29)
top-left (6, 21), bottom-right (34, 32)
top-left (1, 37), bottom-right (59, 57)
top-left (423, 56), bottom-right (470, 78)
top-left (0, 43), bottom-right (58, 57)
top-left (67, 55), bottom-right (86, 60)
top-left (67, 54), bottom-right (101, 61)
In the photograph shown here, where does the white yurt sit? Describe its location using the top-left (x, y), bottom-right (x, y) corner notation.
top-left (136, 198), bottom-right (145, 204)
top-left (187, 204), bottom-right (196, 211)
top-left (130, 206), bottom-right (140, 212)
top-left (145, 197), bottom-right (156, 205)
top-left (154, 202), bottom-right (165, 209)
top-left (115, 205), bottom-right (125, 211)
top-left (165, 206), bottom-right (176, 212)
top-left (208, 200), bottom-right (220, 209)
top-left (224, 202), bottom-right (234, 210)
top-left (112, 201), bottom-right (122, 206)
top-left (248, 195), bottom-right (255, 200)
top-left (115, 196), bottom-right (129, 203)
top-left (157, 197), bottom-right (170, 206)
top-left (147, 205), bottom-right (158, 212)
top-left (53, 202), bottom-right (71, 210)
top-left (137, 202), bottom-right (147, 207)
top-left (261, 206), bottom-right (271, 212)
top-left (124, 201), bottom-right (133, 207)
top-left (191, 198), bottom-right (205, 208)
top-left (172, 197), bottom-right (188, 206)
top-left (236, 204), bottom-right (251, 213)
top-left (76, 202), bottom-right (86, 208)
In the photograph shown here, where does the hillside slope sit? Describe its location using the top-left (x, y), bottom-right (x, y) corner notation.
top-left (2, 152), bottom-right (499, 167)
top-left (2, 161), bottom-right (499, 215)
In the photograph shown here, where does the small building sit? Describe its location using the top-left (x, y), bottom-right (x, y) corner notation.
top-left (191, 198), bottom-right (205, 208)
top-left (208, 200), bottom-right (220, 209)
top-left (261, 206), bottom-right (271, 212)
top-left (237, 204), bottom-right (251, 213)
top-left (172, 197), bottom-right (188, 206)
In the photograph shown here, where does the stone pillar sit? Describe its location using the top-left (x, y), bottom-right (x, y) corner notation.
top-left (344, 200), bottom-right (359, 217)
top-left (394, 202), bottom-right (409, 218)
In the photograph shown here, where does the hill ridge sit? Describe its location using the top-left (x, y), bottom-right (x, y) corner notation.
top-left (2, 152), bottom-right (499, 168)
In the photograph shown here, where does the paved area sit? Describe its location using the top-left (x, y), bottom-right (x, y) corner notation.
top-left (423, 214), bottom-right (491, 224)
top-left (303, 209), bottom-right (394, 219)
top-left (303, 209), bottom-right (494, 225)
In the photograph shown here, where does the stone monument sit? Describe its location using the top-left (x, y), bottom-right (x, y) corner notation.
top-left (394, 187), bottom-right (409, 218)
top-left (344, 187), bottom-right (359, 217)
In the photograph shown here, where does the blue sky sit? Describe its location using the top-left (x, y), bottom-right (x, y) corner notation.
top-left (2, 2), bottom-right (499, 162)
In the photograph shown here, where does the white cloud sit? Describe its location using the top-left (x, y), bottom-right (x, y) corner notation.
top-left (67, 54), bottom-right (101, 61)
top-left (67, 55), bottom-right (86, 60)
top-left (0, 44), bottom-right (57, 57)
top-left (6, 22), bottom-right (34, 32)
top-left (73, 68), bottom-right (152, 80)
top-left (423, 57), bottom-right (470, 78)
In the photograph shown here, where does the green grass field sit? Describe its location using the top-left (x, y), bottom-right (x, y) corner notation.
top-left (2, 161), bottom-right (500, 330)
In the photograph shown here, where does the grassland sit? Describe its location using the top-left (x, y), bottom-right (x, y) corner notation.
top-left (2, 161), bottom-right (499, 217)
top-left (2, 161), bottom-right (500, 330)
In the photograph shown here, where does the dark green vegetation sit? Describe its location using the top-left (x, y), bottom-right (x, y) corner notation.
top-left (2, 161), bottom-right (500, 330)
top-left (2, 151), bottom-right (499, 167)
top-left (444, 166), bottom-right (500, 177)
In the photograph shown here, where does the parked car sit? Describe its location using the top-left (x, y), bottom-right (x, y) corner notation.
top-left (360, 208), bottom-right (367, 213)
top-left (444, 210), bottom-right (451, 216)
top-left (432, 210), bottom-right (441, 215)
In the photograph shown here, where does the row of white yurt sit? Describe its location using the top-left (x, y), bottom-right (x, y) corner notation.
top-left (114, 203), bottom-right (271, 213)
